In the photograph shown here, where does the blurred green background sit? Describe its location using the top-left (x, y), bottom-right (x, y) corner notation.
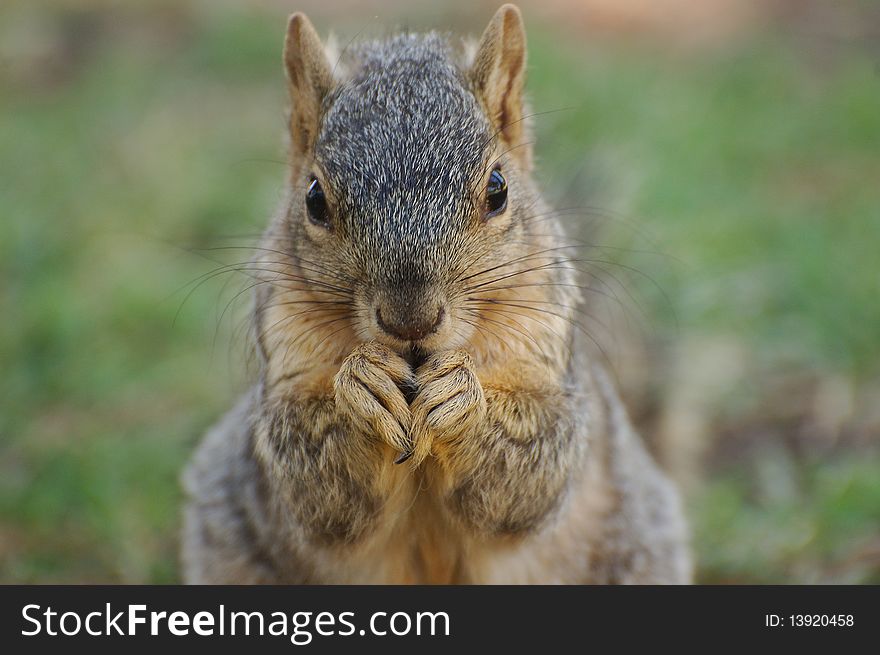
top-left (1, 0), bottom-right (878, 583)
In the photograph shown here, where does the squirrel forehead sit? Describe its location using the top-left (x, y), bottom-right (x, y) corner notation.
top-left (316, 34), bottom-right (492, 216)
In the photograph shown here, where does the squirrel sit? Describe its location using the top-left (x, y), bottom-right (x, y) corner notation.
top-left (181, 4), bottom-right (692, 584)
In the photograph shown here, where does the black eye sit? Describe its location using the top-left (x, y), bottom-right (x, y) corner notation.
top-left (485, 168), bottom-right (508, 218)
top-left (305, 178), bottom-right (330, 228)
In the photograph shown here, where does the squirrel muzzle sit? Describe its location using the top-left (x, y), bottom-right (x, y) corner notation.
top-left (373, 295), bottom-right (446, 345)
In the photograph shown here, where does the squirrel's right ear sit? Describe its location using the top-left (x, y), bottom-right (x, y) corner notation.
top-left (284, 13), bottom-right (334, 160)
top-left (470, 5), bottom-right (528, 160)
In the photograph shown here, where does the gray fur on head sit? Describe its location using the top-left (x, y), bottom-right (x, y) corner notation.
top-left (318, 34), bottom-right (492, 298)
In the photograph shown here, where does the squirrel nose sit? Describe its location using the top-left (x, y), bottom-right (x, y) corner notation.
top-left (376, 306), bottom-right (445, 342)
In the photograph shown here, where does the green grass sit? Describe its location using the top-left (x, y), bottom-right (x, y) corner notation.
top-left (1, 4), bottom-right (877, 582)
top-left (527, 31), bottom-right (880, 378)
top-left (694, 454), bottom-right (880, 583)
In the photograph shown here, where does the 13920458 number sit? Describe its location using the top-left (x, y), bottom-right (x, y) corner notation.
top-left (790, 615), bottom-right (854, 627)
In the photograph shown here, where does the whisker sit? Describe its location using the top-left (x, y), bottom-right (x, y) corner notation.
top-left (467, 303), bottom-right (572, 360)
top-left (466, 297), bottom-right (611, 341)
top-left (466, 299), bottom-right (616, 371)
top-left (279, 315), bottom-right (354, 372)
top-left (463, 309), bottom-right (549, 364)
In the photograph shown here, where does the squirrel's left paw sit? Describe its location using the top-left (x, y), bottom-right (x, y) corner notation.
top-left (408, 350), bottom-right (487, 466)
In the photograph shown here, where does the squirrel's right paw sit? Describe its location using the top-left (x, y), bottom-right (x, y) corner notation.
top-left (334, 342), bottom-right (414, 454)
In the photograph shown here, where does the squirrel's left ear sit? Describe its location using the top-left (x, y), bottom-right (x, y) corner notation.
top-left (470, 4), bottom-right (528, 161)
top-left (284, 13), bottom-right (334, 164)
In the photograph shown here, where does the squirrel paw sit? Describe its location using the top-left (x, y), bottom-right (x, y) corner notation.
top-left (334, 342), bottom-right (414, 455)
top-left (408, 349), bottom-right (487, 466)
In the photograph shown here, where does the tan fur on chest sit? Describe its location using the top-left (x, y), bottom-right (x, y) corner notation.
top-left (398, 491), bottom-right (466, 584)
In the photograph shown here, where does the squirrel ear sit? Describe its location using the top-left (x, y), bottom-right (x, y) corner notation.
top-left (470, 4), bottom-right (528, 155)
top-left (283, 13), bottom-right (334, 160)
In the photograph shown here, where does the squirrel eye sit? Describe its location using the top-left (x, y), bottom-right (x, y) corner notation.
top-left (305, 178), bottom-right (330, 228)
top-left (485, 168), bottom-right (508, 218)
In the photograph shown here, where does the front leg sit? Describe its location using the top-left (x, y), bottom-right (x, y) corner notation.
top-left (334, 341), bottom-right (414, 456)
top-left (410, 350), bottom-right (576, 536)
top-left (408, 350), bottom-right (487, 466)
top-left (255, 342), bottom-right (414, 546)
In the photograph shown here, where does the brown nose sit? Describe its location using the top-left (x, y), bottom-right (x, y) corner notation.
top-left (376, 306), bottom-right (445, 342)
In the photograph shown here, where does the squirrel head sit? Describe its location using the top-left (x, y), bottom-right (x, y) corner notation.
top-left (260, 5), bottom-right (572, 370)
